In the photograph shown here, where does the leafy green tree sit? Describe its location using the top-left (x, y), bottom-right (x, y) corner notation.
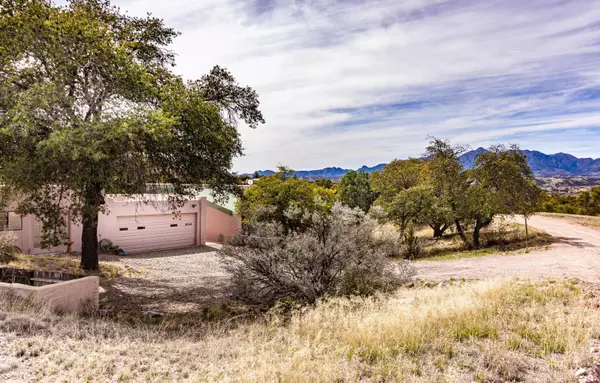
top-left (415, 186), bottom-right (453, 238)
top-left (371, 158), bottom-right (427, 233)
top-left (338, 170), bottom-right (376, 212)
top-left (0, 0), bottom-right (263, 270)
top-left (382, 185), bottom-right (431, 233)
top-left (576, 187), bottom-right (600, 216)
top-left (236, 167), bottom-right (335, 234)
top-left (416, 161), bottom-right (453, 237)
top-left (424, 138), bottom-right (471, 243)
top-left (371, 159), bottom-right (421, 196)
top-left (469, 145), bottom-right (542, 247)
top-left (424, 139), bottom-right (541, 248)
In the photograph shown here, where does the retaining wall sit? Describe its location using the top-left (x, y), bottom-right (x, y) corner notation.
top-left (0, 276), bottom-right (99, 313)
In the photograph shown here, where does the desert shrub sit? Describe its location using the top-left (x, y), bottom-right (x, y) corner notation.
top-left (401, 223), bottom-right (422, 259)
top-left (221, 203), bottom-right (414, 306)
top-left (0, 232), bottom-right (19, 263)
top-left (372, 225), bottom-right (405, 258)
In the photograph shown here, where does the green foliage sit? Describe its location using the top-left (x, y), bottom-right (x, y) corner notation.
top-left (371, 159), bottom-right (424, 232)
top-left (0, 0), bottom-right (264, 269)
top-left (313, 179), bottom-right (334, 189)
top-left (0, 232), bottom-right (18, 263)
top-left (372, 157), bottom-right (454, 236)
top-left (424, 140), bottom-right (542, 248)
top-left (472, 145), bottom-right (542, 217)
top-left (236, 167), bottom-right (336, 234)
top-left (338, 170), bottom-right (376, 212)
top-left (373, 139), bottom-right (541, 249)
top-left (372, 159), bottom-right (421, 196)
top-left (540, 187), bottom-right (600, 216)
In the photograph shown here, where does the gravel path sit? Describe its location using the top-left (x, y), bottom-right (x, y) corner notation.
top-left (102, 245), bottom-right (230, 314)
top-left (416, 215), bottom-right (600, 283)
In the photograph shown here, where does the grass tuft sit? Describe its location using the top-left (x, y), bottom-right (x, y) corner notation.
top-left (1, 253), bottom-right (130, 279)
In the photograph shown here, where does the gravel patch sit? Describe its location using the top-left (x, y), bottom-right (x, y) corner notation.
top-left (102, 245), bottom-right (232, 315)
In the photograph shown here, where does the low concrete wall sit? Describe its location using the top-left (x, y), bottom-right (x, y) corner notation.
top-left (0, 276), bottom-right (99, 313)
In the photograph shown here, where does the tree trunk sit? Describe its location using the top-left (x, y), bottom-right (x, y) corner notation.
top-left (524, 215), bottom-right (529, 248)
top-left (472, 218), bottom-right (492, 249)
top-left (81, 182), bottom-right (103, 271)
top-left (432, 223), bottom-right (449, 238)
top-left (472, 219), bottom-right (482, 249)
top-left (454, 220), bottom-right (471, 248)
top-left (81, 209), bottom-right (99, 270)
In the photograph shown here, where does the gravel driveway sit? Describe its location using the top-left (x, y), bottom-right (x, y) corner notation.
top-left (416, 215), bottom-right (600, 283)
top-left (102, 245), bottom-right (230, 314)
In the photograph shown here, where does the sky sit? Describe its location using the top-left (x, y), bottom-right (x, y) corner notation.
top-left (57, 0), bottom-right (600, 172)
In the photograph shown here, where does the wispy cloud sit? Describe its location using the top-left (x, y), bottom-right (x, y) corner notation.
top-left (60, 0), bottom-right (600, 171)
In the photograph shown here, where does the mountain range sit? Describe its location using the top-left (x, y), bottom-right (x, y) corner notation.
top-left (255, 149), bottom-right (600, 180)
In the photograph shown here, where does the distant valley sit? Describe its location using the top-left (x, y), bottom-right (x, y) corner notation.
top-left (255, 149), bottom-right (600, 181)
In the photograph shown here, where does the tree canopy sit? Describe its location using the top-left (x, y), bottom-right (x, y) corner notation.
top-left (371, 139), bottom-right (542, 247)
top-left (236, 167), bottom-right (336, 234)
top-left (0, 0), bottom-right (264, 269)
top-left (338, 170), bottom-right (377, 212)
top-left (425, 139), bottom-right (541, 248)
top-left (371, 159), bottom-right (429, 233)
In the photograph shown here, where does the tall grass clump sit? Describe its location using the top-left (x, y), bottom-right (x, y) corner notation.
top-left (401, 223), bottom-right (422, 259)
top-left (221, 203), bottom-right (414, 306)
top-left (0, 280), bottom-right (597, 382)
top-left (0, 232), bottom-right (19, 263)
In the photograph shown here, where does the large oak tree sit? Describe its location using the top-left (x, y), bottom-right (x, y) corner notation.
top-left (0, 0), bottom-right (264, 269)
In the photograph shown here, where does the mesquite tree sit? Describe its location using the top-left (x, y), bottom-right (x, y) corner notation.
top-left (0, 0), bottom-right (264, 270)
top-left (425, 139), bottom-right (541, 249)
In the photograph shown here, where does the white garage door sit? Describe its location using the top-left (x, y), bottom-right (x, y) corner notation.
top-left (116, 213), bottom-right (196, 253)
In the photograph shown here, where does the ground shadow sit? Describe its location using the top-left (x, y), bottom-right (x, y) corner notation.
top-left (551, 236), bottom-right (596, 248)
top-left (101, 273), bottom-right (232, 317)
top-left (100, 245), bottom-right (221, 261)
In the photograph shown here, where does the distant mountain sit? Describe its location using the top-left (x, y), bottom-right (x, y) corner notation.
top-left (521, 150), bottom-right (600, 176)
top-left (461, 148), bottom-right (600, 177)
top-left (458, 147), bottom-right (488, 170)
top-left (255, 164), bottom-right (387, 181)
top-left (254, 149), bottom-right (600, 180)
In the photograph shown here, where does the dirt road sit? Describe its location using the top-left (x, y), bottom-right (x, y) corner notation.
top-left (416, 215), bottom-right (600, 282)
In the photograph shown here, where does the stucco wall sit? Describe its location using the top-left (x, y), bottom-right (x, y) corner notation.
top-left (10, 195), bottom-right (213, 254)
top-left (0, 276), bottom-right (99, 313)
top-left (2, 199), bottom-right (33, 253)
top-left (205, 205), bottom-right (241, 243)
top-left (69, 196), bottom-right (208, 253)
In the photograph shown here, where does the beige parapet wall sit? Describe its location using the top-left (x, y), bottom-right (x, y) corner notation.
top-left (0, 276), bottom-right (99, 313)
top-left (205, 204), bottom-right (241, 243)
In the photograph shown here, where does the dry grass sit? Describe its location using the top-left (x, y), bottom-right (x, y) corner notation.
top-left (0, 279), bottom-right (598, 382)
top-left (416, 221), bottom-right (552, 262)
top-left (539, 212), bottom-right (600, 230)
top-left (1, 253), bottom-right (129, 279)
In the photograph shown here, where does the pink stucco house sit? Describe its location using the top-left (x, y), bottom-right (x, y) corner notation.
top-left (1, 194), bottom-right (241, 254)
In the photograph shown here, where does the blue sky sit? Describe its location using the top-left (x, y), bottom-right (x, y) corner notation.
top-left (57, 0), bottom-right (600, 172)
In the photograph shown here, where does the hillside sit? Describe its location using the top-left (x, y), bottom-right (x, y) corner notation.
top-left (255, 149), bottom-right (600, 180)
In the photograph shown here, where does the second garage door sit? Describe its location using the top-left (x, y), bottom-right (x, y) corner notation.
top-left (115, 213), bottom-right (196, 253)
